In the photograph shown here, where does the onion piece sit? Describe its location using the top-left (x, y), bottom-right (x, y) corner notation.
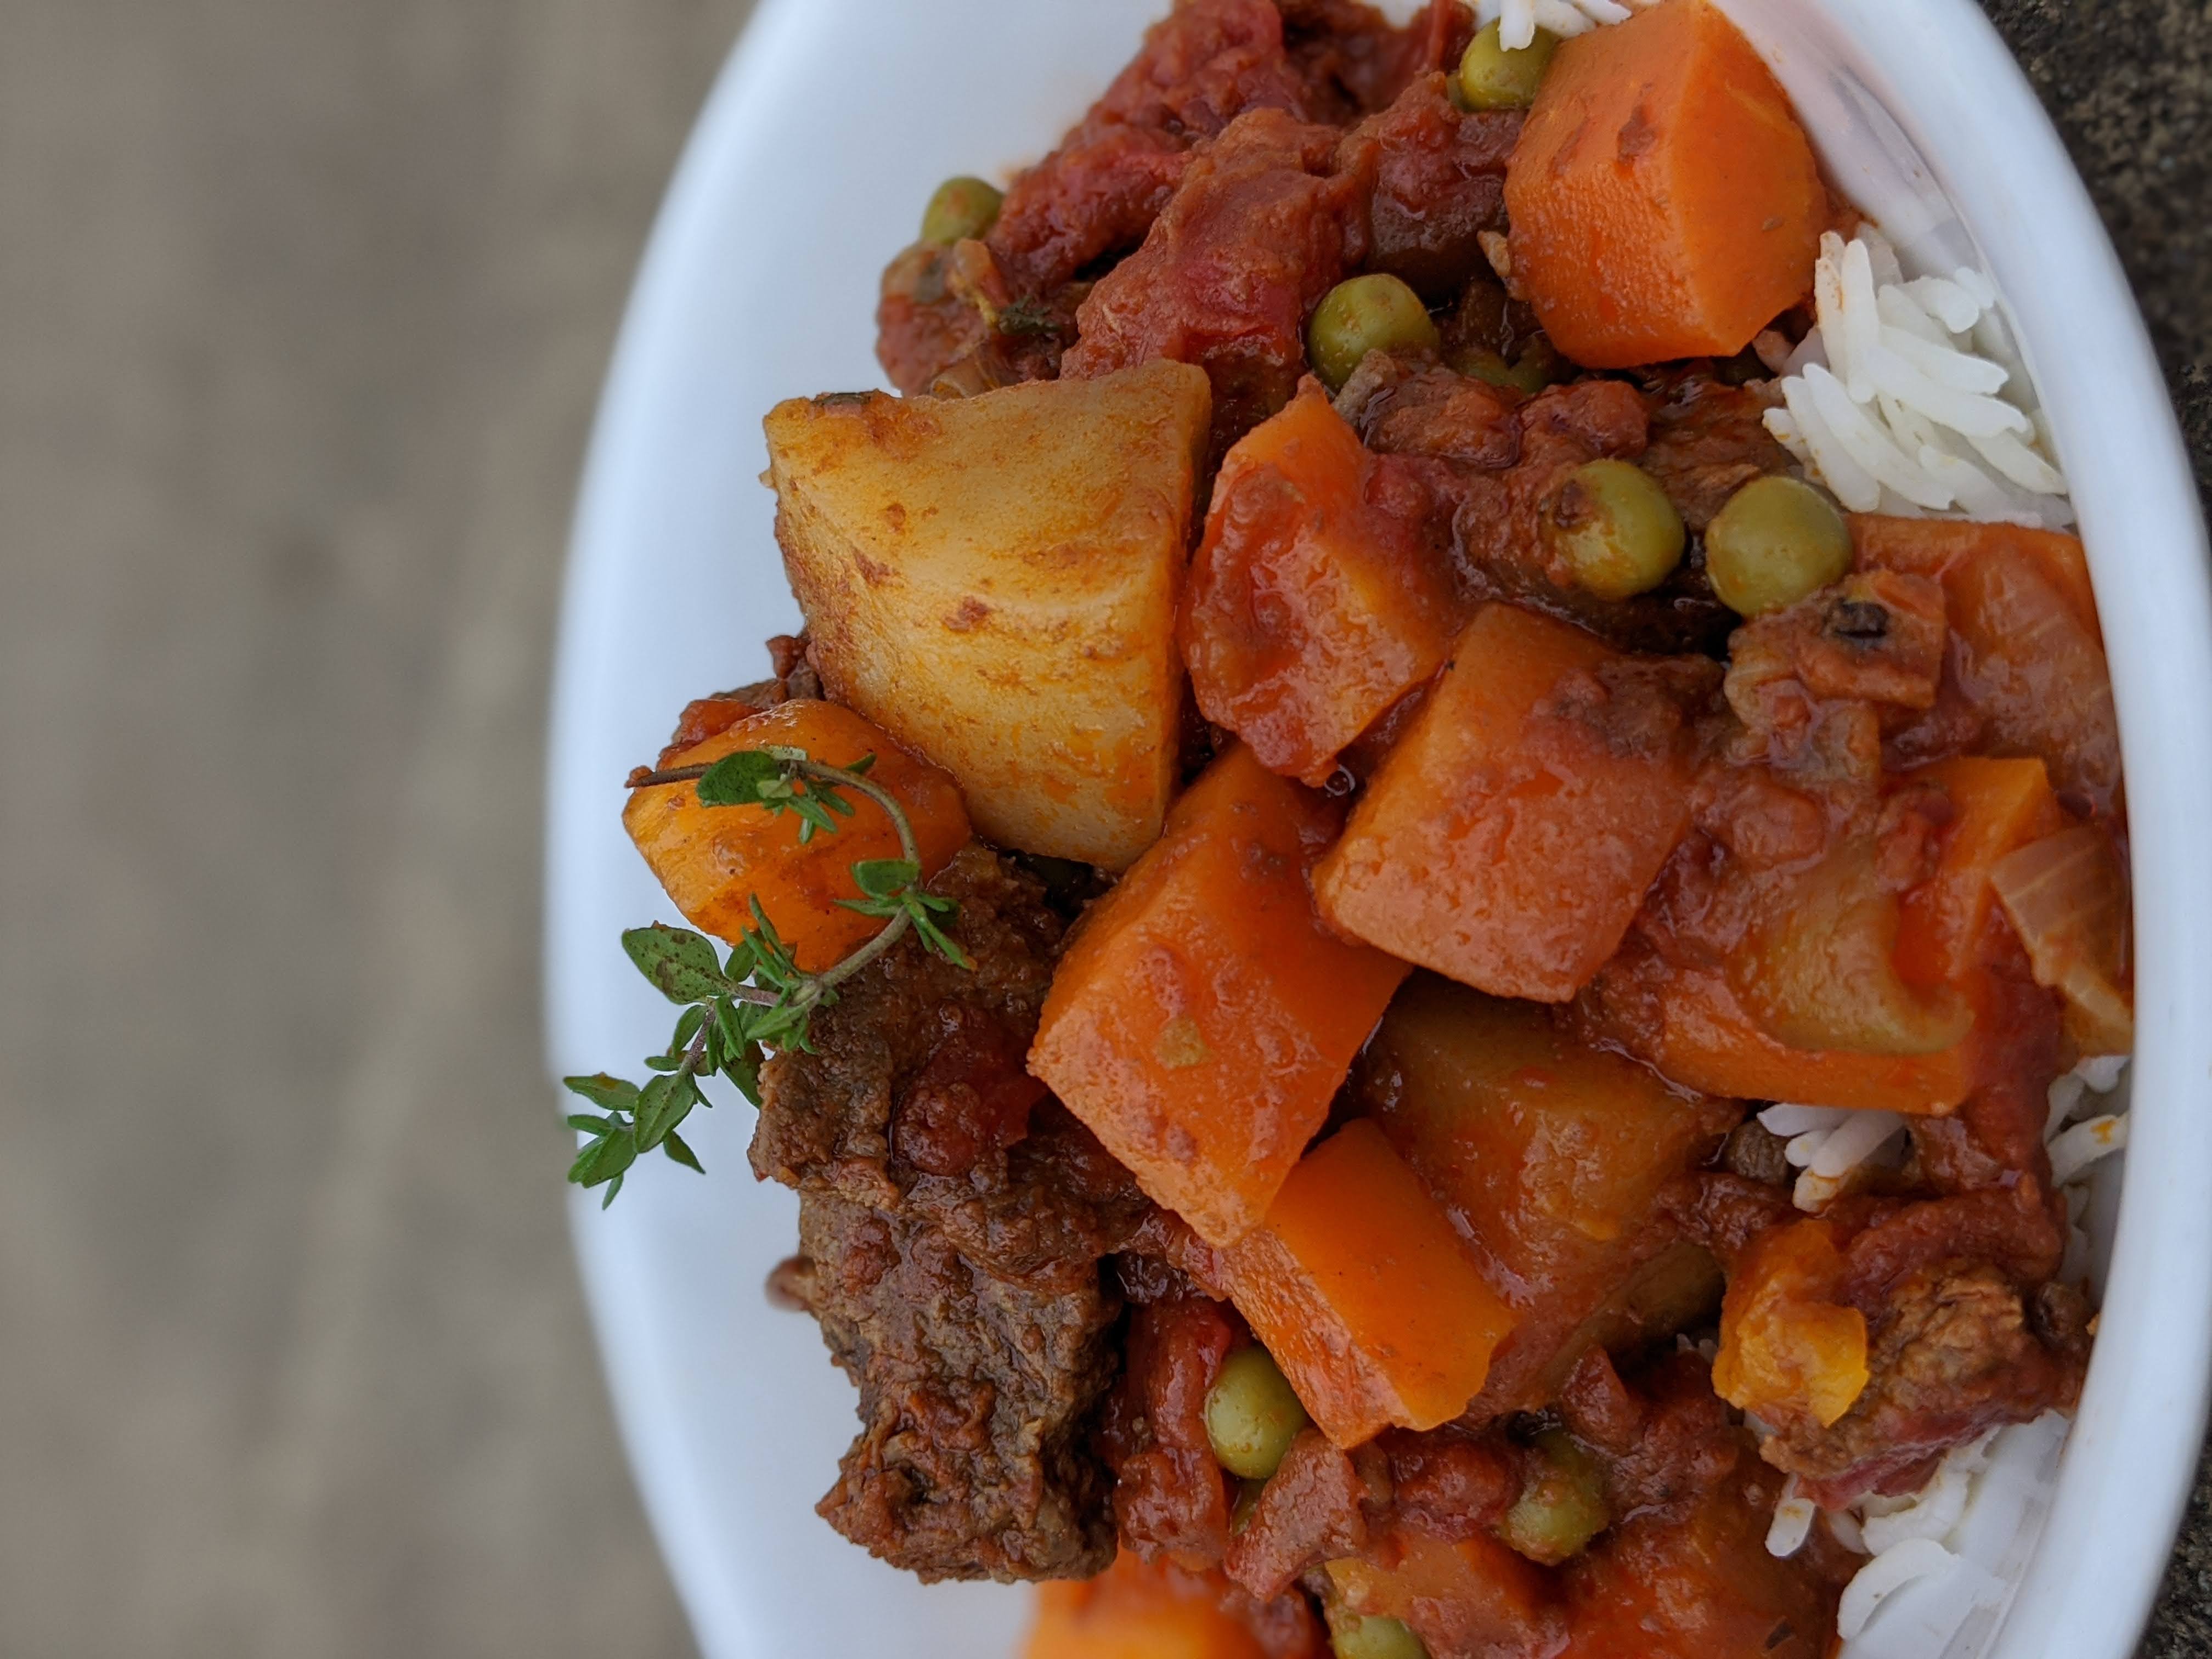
top-left (1991, 827), bottom-right (2134, 1056)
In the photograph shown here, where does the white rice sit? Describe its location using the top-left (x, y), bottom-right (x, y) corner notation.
top-left (1763, 1060), bottom-right (2134, 1650)
top-left (1767, 1475), bottom-right (1818, 1558)
top-left (1477, 0), bottom-right (1657, 50)
top-left (1757, 1103), bottom-right (1907, 1212)
top-left (1764, 228), bottom-right (2075, 529)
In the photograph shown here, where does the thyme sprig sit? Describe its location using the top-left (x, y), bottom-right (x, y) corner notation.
top-left (564, 747), bottom-right (969, 1206)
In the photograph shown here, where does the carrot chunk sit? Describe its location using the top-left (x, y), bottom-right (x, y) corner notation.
top-left (1216, 1120), bottom-right (1517, 1447)
top-left (1181, 380), bottom-right (1460, 786)
top-left (1315, 604), bottom-right (1700, 1002)
top-left (1504, 0), bottom-right (1824, 368)
top-left (622, 699), bottom-right (970, 972)
top-left (1029, 746), bottom-right (1411, 1246)
top-left (1026, 1555), bottom-right (1270, 1659)
top-left (1711, 1219), bottom-right (1869, 1431)
top-left (1894, 757), bottom-right (2064, 991)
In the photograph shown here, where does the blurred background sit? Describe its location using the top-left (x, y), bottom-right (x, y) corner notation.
top-left (0, 2), bottom-right (2203, 1656)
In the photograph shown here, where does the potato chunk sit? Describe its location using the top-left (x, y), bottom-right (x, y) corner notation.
top-left (765, 360), bottom-right (1212, 870)
top-left (1358, 975), bottom-right (1738, 1413)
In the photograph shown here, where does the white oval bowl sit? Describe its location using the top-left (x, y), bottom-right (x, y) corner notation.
top-left (545, 4), bottom-right (2212, 1655)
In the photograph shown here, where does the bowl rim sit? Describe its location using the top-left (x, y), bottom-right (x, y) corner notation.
top-left (545, 3), bottom-right (2212, 1655)
top-left (1794, 4), bottom-right (2212, 1655)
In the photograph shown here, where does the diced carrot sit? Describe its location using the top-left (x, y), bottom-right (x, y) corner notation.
top-left (1315, 604), bottom-right (1699, 1002)
top-left (1363, 975), bottom-right (1738, 1411)
top-left (1026, 1555), bottom-right (1270, 1659)
top-left (1586, 946), bottom-right (1976, 1115)
top-left (1328, 1530), bottom-right (1562, 1655)
top-left (1215, 1120), bottom-right (1517, 1447)
top-left (1504, 0), bottom-right (1824, 368)
top-left (1181, 380), bottom-right (1461, 786)
top-left (1711, 1219), bottom-right (1869, 1432)
top-left (1894, 757), bottom-right (2065, 991)
top-left (622, 699), bottom-right (970, 972)
top-left (1851, 514), bottom-right (2101, 640)
top-left (1029, 746), bottom-right (1412, 1246)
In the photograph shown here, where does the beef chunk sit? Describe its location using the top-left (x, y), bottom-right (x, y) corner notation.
top-left (751, 846), bottom-right (1063, 1201)
top-left (1377, 1426), bottom-right (1517, 1541)
top-left (883, 0), bottom-right (1341, 393)
top-left (1339, 72), bottom-right (1520, 300)
top-left (1223, 1430), bottom-right (1381, 1600)
top-left (754, 847), bottom-right (1154, 1581)
top-left (1064, 108), bottom-right (1368, 454)
top-left (876, 241), bottom-right (995, 398)
top-left (1760, 1260), bottom-right (2089, 1509)
top-left (1638, 369), bottom-right (1793, 532)
top-left (1336, 357), bottom-right (1519, 467)
top-left (1098, 1293), bottom-right (1239, 1567)
top-left (780, 1189), bottom-right (1123, 1580)
top-left (990, 124), bottom-right (1193, 298)
top-left (1559, 1348), bottom-right (1743, 1519)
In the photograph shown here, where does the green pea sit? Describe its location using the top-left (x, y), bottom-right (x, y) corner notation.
top-left (919, 176), bottom-right (1004, 246)
top-left (1497, 1430), bottom-right (1610, 1565)
top-left (1330, 1613), bottom-right (1430, 1659)
top-left (1703, 475), bottom-right (1854, 616)
top-left (1451, 340), bottom-right (1562, 396)
top-left (1204, 1346), bottom-right (1311, 1481)
top-left (1308, 275), bottom-right (1442, 392)
top-left (1458, 20), bottom-right (1561, 111)
top-left (1540, 459), bottom-right (1686, 602)
top-left (1230, 1478), bottom-right (1267, 1536)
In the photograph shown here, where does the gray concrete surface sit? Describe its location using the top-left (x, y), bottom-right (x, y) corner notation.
top-left (0, 2), bottom-right (2201, 1657)
top-left (0, 3), bottom-right (750, 1653)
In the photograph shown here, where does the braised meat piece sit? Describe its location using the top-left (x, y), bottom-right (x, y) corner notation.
top-left (1762, 1258), bottom-right (2089, 1509)
top-left (1350, 373), bottom-right (1736, 657)
top-left (1338, 72), bottom-right (1521, 300)
top-left (1559, 1348), bottom-right (1743, 1520)
top-left (1336, 356), bottom-right (1519, 467)
top-left (1638, 369), bottom-right (1793, 532)
top-left (1064, 108), bottom-right (1368, 453)
top-left (876, 242), bottom-right (995, 398)
top-left (780, 1189), bottom-right (1125, 1581)
top-left (1723, 570), bottom-right (1949, 775)
top-left (884, 0), bottom-right (1431, 394)
top-left (1098, 1291), bottom-right (1239, 1568)
top-left (1378, 1426), bottom-right (1518, 1542)
top-left (751, 846), bottom-right (1061, 1199)
top-left (1717, 1185), bottom-right (2084, 1508)
top-left (1224, 1430), bottom-right (1385, 1599)
top-left (754, 848), bottom-right (1154, 1581)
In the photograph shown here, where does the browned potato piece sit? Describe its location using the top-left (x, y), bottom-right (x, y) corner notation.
top-left (764, 360), bottom-right (1212, 871)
